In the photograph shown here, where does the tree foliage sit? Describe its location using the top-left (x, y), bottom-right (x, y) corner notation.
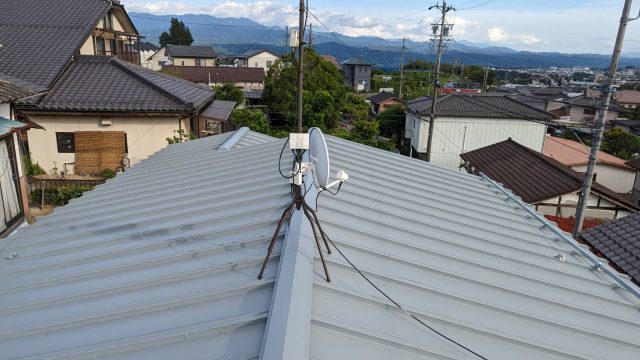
top-left (378, 105), bottom-right (406, 148)
top-left (212, 83), bottom-right (244, 105)
top-left (159, 18), bottom-right (194, 46)
top-left (231, 109), bottom-right (271, 134)
top-left (263, 48), bottom-right (346, 131)
top-left (601, 128), bottom-right (640, 160)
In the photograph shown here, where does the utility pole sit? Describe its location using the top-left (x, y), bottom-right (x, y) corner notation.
top-left (573, 0), bottom-right (636, 236)
top-left (399, 38), bottom-right (406, 99)
top-left (425, 0), bottom-right (454, 162)
top-left (308, 23), bottom-right (314, 49)
top-left (296, 0), bottom-right (305, 133)
top-left (285, 25), bottom-right (289, 55)
top-left (482, 65), bottom-right (489, 92)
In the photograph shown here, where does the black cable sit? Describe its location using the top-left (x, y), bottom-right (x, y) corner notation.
top-left (327, 237), bottom-right (489, 360)
top-left (278, 138), bottom-right (305, 179)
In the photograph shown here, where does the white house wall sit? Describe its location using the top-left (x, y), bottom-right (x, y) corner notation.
top-left (247, 53), bottom-right (279, 73)
top-left (27, 115), bottom-right (188, 173)
top-left (0, 104), bottom-right (10, 119)
top-left (148, 48), bottom-right (169, 71)
top-left (536, 192), bottom-right (632, 220)
top-left (571, 163), bottom-right (636, 194)
top-left (412, 115), bottom-right (547, 169)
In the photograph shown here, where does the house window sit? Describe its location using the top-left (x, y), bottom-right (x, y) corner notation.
top-left (583, 108), bottom-right (596, 115)
top-left (158, 60), bottom-right (166, 66)
top-left (181, 60), bottom-right (185, 66)
top-left (196, 58), bottom-right (205, 66)
top-left (56, 132), bottom-right (75, 153)
top-left (103, 14), bottom-right (112, 30)
top-left (96, 37), bottom-right (106, 55)
top-left (255, 62), bottom-right (259, 67)
top-left (266, 60), bottom-right (273, 68)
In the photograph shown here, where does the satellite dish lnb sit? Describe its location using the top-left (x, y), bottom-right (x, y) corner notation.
top-left (309, 127), bottom-right (330, 189)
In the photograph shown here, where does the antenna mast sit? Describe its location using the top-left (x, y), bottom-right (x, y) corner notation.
top-left (425, 0), bottom-right (454, 162)
top-left (399, 38), bottom-right (406, 99)
top-left (573, 0), bottom-right (635, 236)
top-left (296, 0), bottom-right (305, 133)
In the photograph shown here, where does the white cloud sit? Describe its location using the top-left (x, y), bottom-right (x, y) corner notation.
top-left (126, 1), bottom-right (196, 14)
top-left (210, 1), bottom-right (296, 24)
top-left (486, 26), bottom-right (541, 45)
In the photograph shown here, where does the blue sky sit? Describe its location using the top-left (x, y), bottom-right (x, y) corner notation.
top-left (122, 0), bottom-right (640, 54)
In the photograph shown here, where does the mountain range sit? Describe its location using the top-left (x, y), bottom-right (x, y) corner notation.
top-left (130, 12), bottom-right (640, 70)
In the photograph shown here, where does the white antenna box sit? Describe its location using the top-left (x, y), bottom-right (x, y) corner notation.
top-left (289, 29), bottom-right (300, 47)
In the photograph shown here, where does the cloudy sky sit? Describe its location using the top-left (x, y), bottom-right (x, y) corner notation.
top-left (121, 0), bottom-right (640, 54)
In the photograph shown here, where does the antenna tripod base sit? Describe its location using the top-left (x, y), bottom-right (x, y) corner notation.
top-left (258, 185), bottom-right (332, 282)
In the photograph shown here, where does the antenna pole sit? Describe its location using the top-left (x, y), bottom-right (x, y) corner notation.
top-left (309, 23), bottom-right (313, 49)
top-left (296, 0), bottom-right (305, 133)
top-left (285, 25), bottom-right (289, 55)
top-left (573, 0), bottom-right (634, 236)
top-left (425, 1), bottom-right (454, 162)
top-left (399, 38), bottom-right (406, 99)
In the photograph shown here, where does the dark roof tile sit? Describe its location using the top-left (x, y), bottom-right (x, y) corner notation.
top-left (407, 93), bottom-right (556, 120)
top-left (367, 91), bottom-right (404, 104)
top-left (162, 66), bottom-right (266, 84)
top-left (166, 44), bottom-right (217, 58)
top-left (580, 212), bottom-right (640, 284)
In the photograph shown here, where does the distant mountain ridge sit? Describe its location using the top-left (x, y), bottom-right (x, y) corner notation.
top-left (130, 12), bottom-right (640, 69)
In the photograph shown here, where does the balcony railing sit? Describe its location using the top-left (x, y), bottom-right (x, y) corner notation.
top-left (96, 50), bottom-right (140, 66)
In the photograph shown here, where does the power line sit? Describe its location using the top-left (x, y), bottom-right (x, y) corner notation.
top-left (457, 0), bottom-right (497, 11)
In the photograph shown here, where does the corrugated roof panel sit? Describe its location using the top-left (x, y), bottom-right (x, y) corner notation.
top-left (309, 136), bottom-right (640, 360)
top-left (0, 137), bottom-right (287, 359)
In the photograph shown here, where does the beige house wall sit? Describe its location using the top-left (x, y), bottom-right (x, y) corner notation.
top-left (210, 81), bottom-right (263, 91)
top-left (0, 104), bottom-right (10, 119)
top-left (247, 52), bottom-right (279, 72)
top-left (148, 47), bottom-right (168, 71)
top-left (571, 163), bottom-right (636, 194)
top-left (172, 58), bottom-right (216, 67)
top-left (26, 114), bottom-right (189, 174)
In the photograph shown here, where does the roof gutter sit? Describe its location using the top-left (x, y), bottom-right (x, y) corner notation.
top-left (479, 172), bottom-right (640, 301)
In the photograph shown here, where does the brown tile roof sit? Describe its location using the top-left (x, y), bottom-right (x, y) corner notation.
top-left (0, 0), bottom-right (110, 89)
top-left (616, 90), bottom-right (640, 105)
top-left (407, 93), bottom-right (556, 121)
top-left (543, 135), bottom-right (631, 169)
top-left (162, 66), bottom-right (266, 84)
top-left (16, 56), bottom-right (213, 113)
top-left (580, 212), bottom-right (640, 285)
top-left (460, 138), bottom-right (639, 211)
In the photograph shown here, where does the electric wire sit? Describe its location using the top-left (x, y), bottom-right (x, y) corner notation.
top-left (324, 234), bottom-right (489, 360)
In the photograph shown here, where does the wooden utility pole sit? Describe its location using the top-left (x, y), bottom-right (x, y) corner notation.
top-left (308, 23), bottom-right (314, 49)
top-left (425, 1), bottom-right (454, 162)
top-left (482, 66), bottom-right (489, 92)
top-left (399, 38), bottom-right (406, 99)
top-left (285, 25), bottom-right (289, 55)
top-left (573, 0), bottom-right (635, 236)
top-left (296, 0), bottom-right (305, 133)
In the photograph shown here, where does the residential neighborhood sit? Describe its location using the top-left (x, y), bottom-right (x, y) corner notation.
top-left (2, 0), bottom-right (640, 359)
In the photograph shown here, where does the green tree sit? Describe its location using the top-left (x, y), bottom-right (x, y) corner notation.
top-left (378, 105), bottom-right (406, 148)
top-left (343, 93), bottom-right (370, 122)
top-left (601, 128), bottom-right (640, 160)
top-left (231, 108), bottom-right (271, 134)
top-left (212, 83), bottom-right (244, 105)
top-left (262, 48), bottom-right (346, 131)
top-left (159, 18), bottom-right (194, 46)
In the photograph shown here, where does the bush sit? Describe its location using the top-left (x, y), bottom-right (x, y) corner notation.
top-left (25, 153), bottom-right (46, 176)
top-left (30, 186), bottom-right (93, 205)
top-left (99, 168), bottom-right (117, 179)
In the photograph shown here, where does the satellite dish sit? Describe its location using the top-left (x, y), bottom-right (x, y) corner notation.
top-left (308, 127), bottom-right (330, 188)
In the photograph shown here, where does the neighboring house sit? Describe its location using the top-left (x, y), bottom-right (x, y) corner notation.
top-left (615, 90), bottom-right (640, 109)
top-left (0, 117), bottom-right (32, 236)
top-left (367, 91), bottom-right (406, 115)
top-left (2, 0), bottom-right (214, 175)
top-left (625, 158), bottom-right (640, 204)
top-left (579, 212), bottom-right (640, 286)
top-left (543, 135), bottom-right (636, 193)
top-left (497, 85), bottom-right (566, 112)
top-left (15, 56), bottom-right (213, 174)
top-left (148, 44), bottom-right (218, 71)
top-left (139, 41), bottom-right (160, 69)
top-left (405, 93), bottom-right (554, 168)
top-left (242, 89), bottom-right (265, 108)
top-left (565, 95), bottom-right (619, 125)
top-left (2, 129), bottom-right (640, 359)
top-left (461, 138), bottom-right (638, 221)
top-left (200, 100), bottom-right (236, 136)
top-left (613, 119), bottom-right (640, 136)
top-left (162, 66), bottom-right (266, 90)
top-left (234, 49), bottom-right (280, 73)
top-left (342, 58), bottom-right (372, 91)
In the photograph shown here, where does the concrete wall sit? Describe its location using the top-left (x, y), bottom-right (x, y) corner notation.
top-left (571, 163), bottom-right (636, 193)
top-left (409, 114), bottom-right (547, 169)
top-left (26, 114), bottom-right (188, 173)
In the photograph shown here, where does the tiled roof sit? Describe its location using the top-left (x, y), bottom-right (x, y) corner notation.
top-left (627, 158), bottom-right (640, 170)
top-left (166, 44), bottom-right (217, 58)
top-left (139, 41), bottom-right (160, 52)
top-left (16, 56), bottom-right (213, 113)
top-left (0, 78), bottom-right (37, 103)
top-left (544, 135), bottom-right (631, 169)
top-left (569, 95), bottom-right (621, 111)
top-left (367, 91), bottom-right (404, 104)
top-left (614, 119), bottom-right (640, 128)
top-left (407, 93), bottom-right (557, 120)
top-left (616, 90), bottom-right (640, 104)
top-left (162, 66), bottom-right (266, 84)
top-left (342, 58), bottom-right (371, 66)
top-left (236, 48), bottom-right (280, 59)
top-left (460, 138), bottom-right (639, 210)
top-left (580, 212), bottom-right (640, 284)
top-left (0, 0), bottom-right (109, 89)
top-left (201, 100), bottom-right (236, 120)
top-left (1, 130), bottom-right (640, 358)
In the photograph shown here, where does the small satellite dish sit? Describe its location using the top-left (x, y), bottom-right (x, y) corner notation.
top-left (308, 127), bottom-right (330, 188)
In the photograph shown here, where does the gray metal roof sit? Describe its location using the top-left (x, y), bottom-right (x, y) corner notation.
top-left (1, 130), bottom-right (639, 359)
top-left (201, 100), bottom-right (236, 120)
top-left (165, 44), bottom-right (217, 58)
